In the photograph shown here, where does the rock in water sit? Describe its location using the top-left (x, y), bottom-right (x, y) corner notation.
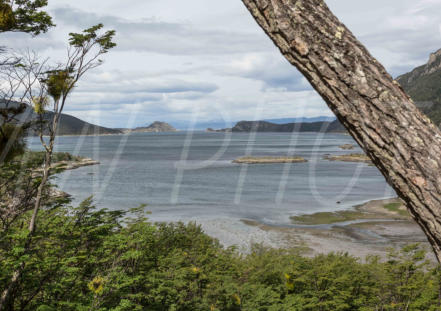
top-left (339, 144), bottom-right (355, 150)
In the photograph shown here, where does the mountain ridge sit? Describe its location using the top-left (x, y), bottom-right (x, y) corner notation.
top-left (6, 46), bottom-right (441, 137)
top-left (1, 101), bottom-right (122, 136)
top-left (1, 102), bottom-right (177, 135)
top-left (231, 119), bottom-right (345, 133)
top-left (396, 48), bottom-right (441, 126)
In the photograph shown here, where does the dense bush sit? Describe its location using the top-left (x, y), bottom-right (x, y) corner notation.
top-left (1, 198), bottom-right (440, 311)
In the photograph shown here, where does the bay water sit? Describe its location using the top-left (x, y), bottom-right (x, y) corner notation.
top-left (28, 131), bottom-right (395, 226)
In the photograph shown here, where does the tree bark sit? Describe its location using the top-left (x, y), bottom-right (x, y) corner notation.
top-left (242, 0), bottom-right (441, 262)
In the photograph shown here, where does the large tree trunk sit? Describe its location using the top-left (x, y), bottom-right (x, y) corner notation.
top-left (242, 0), bottom-right (441, 261)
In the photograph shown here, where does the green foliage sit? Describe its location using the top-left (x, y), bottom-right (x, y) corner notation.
top-left (1, 198), bottom-right (440, 311)
top-left (0, 1), bottom-right (15, 31)
top-left (0, 0), bottom-right (54, 35)
top-left (36, 24), bottom-right (116, 109)
top-left (68, 23), bottom-right (116, 53)
top-left (32, 95), bottom-right (49, 114)
top-left (43, 70), bottom-right (73, 101)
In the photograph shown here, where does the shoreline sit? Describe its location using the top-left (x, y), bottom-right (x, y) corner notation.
top-left (197, 198), bottom-right (433, 261)
top-left (28, 130), bottom-right (348, 138)
top-left (51, 157), bottom-right (100, 171)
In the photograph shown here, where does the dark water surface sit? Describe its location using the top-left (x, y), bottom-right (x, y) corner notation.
top-left (28, 132), bottom-right (395, 225)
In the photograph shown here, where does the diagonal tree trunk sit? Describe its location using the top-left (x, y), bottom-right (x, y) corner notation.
top-left (241, 0), bottom-right (441, 262)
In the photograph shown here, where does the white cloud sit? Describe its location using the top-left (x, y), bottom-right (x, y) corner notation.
top-left (51, 7), bottom-right (274, 56)
top-left (2, 0), bottom-right (441, 127)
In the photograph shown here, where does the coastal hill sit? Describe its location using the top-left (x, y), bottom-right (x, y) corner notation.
top-left (9, 46), bottom-right (441, 137)
top-left (3, 101), bottom-right (178, 135)
top-left (43, 112), bottom-right (123, 136)
top-left (208, 119), bottom-right (345, 133)
top-left (397, 48), bottom-right (441, 126)
top-left (126, 121), bottom-right (177, 133)
top-left (1, 101), bottom-right (122, 136)
top-left (231, 119), bottom-right (345, 132)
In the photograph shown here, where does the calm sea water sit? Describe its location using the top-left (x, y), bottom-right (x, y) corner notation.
top-left (28, 132), bottom-right (395, 225)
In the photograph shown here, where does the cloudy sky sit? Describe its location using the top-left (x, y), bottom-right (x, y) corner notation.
top-left (2, 0), bottom-right (441, 128)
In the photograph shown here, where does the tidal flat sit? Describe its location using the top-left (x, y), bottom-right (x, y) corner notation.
top-left (237, 198), bottom-right (433, 261)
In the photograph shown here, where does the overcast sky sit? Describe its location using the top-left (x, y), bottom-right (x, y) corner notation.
top-left (2, 0), bottom-right (441, 128)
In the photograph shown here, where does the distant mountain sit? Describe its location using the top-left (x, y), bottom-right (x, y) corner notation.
top-left (127, 121), bottom-right (177, 133)
top-left (397, 48), bottom-right (441, 127)
top-left (172, 116), bottom-right (335, 130)
top-left (1, 101), bottom-right (122, 136)
top-left (170, 120), bottom-right (235, 131)
top-left (230, 119), bottom-right (345, 133)
top-left (263, 116), bottom-right (336, 124)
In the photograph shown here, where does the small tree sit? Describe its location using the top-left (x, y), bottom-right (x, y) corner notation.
top-left (0, 24), bottom-right (116, 310)
top-left (30, 23), bottom-right (116, 232)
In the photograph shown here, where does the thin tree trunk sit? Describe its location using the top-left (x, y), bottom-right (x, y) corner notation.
top-left (28, 151), bottom-right (52, 233)
top-left (241, 0), bottom-right (441, 262)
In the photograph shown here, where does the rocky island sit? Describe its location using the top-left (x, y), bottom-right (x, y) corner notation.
top-left (339, 144), bottom-right (355, 150)
top-left (233, 156), bottom-right (308, 164)
top-left (125, 121), bottom-right (177, 133)
top-left (324, 153), bottom-right (371, 163)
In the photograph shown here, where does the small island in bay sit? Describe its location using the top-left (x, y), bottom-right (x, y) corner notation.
top-left (324, 153), bottom-right (371, 163)
top-left (125, 121), bottom-right (177, 133)
top-left (339, 144), bottom-right (355, 150)
top-left (233, 156), bottom-right (308, 164)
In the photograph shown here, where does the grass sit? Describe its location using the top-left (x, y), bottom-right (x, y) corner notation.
top-left (291, 210), bottom-right (369, 225)
top-left (383, 202), bottom-right (409, 216)
top-left (291, 201), bottom-right (409, 225)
